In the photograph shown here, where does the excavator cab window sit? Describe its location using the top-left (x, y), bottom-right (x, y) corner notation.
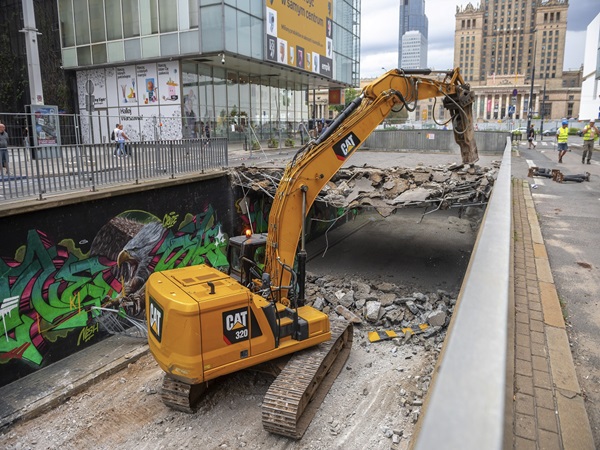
top-left (227, 233), bottom-right (268, 285)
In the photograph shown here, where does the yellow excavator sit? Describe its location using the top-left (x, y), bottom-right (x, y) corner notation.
top-left (144, 68), bottom-right (479, 439)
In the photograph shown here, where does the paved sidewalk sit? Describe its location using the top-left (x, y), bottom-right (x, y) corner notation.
top-left (512, 179), bottom-right (594, 449)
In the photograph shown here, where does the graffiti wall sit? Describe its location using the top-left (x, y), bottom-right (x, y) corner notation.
top-left (0, 176), bottom-right (234, 387)
top-left (0, 174), bottom-right (352, 387)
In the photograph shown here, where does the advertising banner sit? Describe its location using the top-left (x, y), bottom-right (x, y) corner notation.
top-left (117, 65), bottom-right (139, 107)
top-left (157, 61), bottom-right (181, 105)
top-left (265, 0), bottom-right (333, 78)
top-left (30, 105), bottom-right (61, 147)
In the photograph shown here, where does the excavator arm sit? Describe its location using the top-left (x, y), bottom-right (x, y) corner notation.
top-left (263, 68), bottom-right (478, 303)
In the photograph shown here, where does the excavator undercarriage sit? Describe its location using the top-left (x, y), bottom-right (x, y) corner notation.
top-left (159, 320), bottom-right (353, 439)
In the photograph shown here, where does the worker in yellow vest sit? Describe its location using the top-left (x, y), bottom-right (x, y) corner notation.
top-left (556, 119), bottom-right (569, 163)
top-left (581, 119), bottom-right (599, 164)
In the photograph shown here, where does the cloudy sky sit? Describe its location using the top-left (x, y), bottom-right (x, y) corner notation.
top-left (360, 0), bottom-right (600, 78)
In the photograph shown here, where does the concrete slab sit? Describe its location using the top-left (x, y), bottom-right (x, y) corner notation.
top-left (539, 281), bottom-right (565, 329)
top-left (545, 326), bottom-right (580, 393)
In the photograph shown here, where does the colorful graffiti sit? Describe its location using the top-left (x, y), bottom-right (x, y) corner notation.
top-left (0, 205), bottom-right (227, 379)
top-left (235, 196), bottom-right (269, 234)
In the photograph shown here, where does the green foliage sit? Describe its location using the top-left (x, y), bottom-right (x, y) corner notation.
top-left (0, 2), bottom-right (75, 112)
top-left (284, 138), bottom-right (295, 147)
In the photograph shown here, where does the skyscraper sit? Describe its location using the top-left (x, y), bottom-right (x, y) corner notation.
top-left (397, 0), bottom-right (429, 69)
top-left (401, 31), bottom-right (427, 69)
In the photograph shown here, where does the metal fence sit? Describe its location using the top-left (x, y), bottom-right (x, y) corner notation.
top-left (362, 129), bottom-right (508, 154)
top-left (0, 137), bottom-right (228, 202)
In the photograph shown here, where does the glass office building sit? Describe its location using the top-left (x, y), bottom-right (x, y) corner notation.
top-left (57, 0), bottom-right (361, 143)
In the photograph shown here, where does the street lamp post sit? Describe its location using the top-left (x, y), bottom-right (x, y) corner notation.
top-left (526, 36), bottom-right (537, 132)
top-left (540, 77), bottom-right (547, 141)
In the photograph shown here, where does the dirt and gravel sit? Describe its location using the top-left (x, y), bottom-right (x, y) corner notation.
top-left (1, 330), bottom-right (438, 450)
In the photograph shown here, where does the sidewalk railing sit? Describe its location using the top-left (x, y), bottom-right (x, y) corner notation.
top-left (0, 138), bottom-right (228, 202)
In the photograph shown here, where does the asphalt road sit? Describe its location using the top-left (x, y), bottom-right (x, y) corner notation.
top-left (514, 137), bottom-right (600, 445)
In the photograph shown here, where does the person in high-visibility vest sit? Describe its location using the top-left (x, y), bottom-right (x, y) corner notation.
top-left (581, 119), bottom-right (599, 164)
top-left (556, 120), bottom-right (569, 163)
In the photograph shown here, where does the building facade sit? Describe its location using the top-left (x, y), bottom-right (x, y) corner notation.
top-left (454, 0), bottom-right (579, 122)
top-left (578, 13), bottom-right (600, 121)
top-left (401, 30), bottom-right (427, 69)
top-left (57, 0), bottom-right (360, 143)
top-left (397, 0), bottom-right (428, 70)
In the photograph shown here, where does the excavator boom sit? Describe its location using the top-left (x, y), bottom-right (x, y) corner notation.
top-left (264, 68), bottom-right (478, 302)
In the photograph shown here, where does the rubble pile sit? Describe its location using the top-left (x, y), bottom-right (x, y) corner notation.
top-left (229, 162), bottom-right (500, 216)
top-left (304, 272), bottom-right (453, 429)
top-left (305, 272), bottom-right (455, 346)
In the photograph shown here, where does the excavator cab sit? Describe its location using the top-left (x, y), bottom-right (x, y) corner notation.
top-left (227, 232), bottom-right (268, 286)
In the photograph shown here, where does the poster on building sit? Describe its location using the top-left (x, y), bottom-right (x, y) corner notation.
top-left (116, 65), bottom-right (138, 107)
top-left (30, 105), bottom-right (61, 147)
top-left (265, 0), bottom-right (333, 78)
top-left (136, 64), bottom-right (158, 106)
top-left (157, 61), bottom-right (181, 105)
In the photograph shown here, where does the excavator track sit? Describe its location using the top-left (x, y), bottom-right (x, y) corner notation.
top-left (261, 320), bottom-right (353, 439)
top-left (160, 376), bottom-right (207, 413)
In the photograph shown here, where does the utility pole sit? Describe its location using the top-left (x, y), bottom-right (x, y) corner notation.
top-left (526, 36), bottom-right (537, 132)
top-left (20, 0), bottom-right (44, 105)
top-left (540, 76), bottom-right (547, 141)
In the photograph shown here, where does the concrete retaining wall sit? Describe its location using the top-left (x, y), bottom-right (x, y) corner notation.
top-left (362, 130), bottom-right (507, 155)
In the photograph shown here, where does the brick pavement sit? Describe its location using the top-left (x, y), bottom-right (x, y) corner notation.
top-left (512, 179), bottom-right (594, 450)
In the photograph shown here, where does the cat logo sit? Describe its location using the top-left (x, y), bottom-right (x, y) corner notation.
top-left (149, 297), bottom-right (164, 342)
top-left (332, 132), bottom-right (361, 161)
top-left (223, 307), bottom-right (249, 344)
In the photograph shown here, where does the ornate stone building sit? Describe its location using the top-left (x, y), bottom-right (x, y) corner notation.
top-left (454, 0), bottom-right (581, 122)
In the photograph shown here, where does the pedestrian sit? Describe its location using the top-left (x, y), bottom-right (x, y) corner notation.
top-left (527, 124), bottom-right (537, 149)
top-left (115, 124), bottom-right (129, 157)
top-left (316, 120), bottom-right (323, 136)
top-left (581, 119), bottom-right (598, 164)
top-left (112, 123), bottom-right (120, 156)
top-left (556, 119), bottom-right (569, 163)
top-left (0, 123), bottom-right (9, 175)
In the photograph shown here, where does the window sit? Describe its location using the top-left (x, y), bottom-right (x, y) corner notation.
top-left (58, 0), bottom-right (75, 47)
top-left (122, 0), bottom-right (140, 38)
top-left (159, 0), bottom-right (178, 33)
top-left (106, 0), bottom-right (123, 40)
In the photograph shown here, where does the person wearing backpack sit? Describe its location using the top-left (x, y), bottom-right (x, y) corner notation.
top-left (115, 124), bottom-right (129, 157)
top-left (111, 124), bottom-right (120, 156)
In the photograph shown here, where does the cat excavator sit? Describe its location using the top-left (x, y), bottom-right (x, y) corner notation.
top-left (144, 68), bottom-right (479, 439)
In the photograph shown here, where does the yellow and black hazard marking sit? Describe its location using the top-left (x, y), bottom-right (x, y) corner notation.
top-left (368, 323), bottom-right (429, 343)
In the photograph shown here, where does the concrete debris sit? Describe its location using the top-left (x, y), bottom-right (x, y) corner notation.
top-left (305, 272), bottom-right (455, 350)
top-left (364, 301), bottom-right (382, 323)
top-left (229, 163), bottom-right (499, 213)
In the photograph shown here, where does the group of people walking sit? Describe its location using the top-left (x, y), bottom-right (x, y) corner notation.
top-left (111, 123), bottom-right (130, 157)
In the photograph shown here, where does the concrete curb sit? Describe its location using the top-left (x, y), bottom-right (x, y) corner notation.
top-left (521, 180), bottom-right (595, 450)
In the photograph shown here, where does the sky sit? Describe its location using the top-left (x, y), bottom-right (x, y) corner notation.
top-left (360, 0), bottom-right (600, 78)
